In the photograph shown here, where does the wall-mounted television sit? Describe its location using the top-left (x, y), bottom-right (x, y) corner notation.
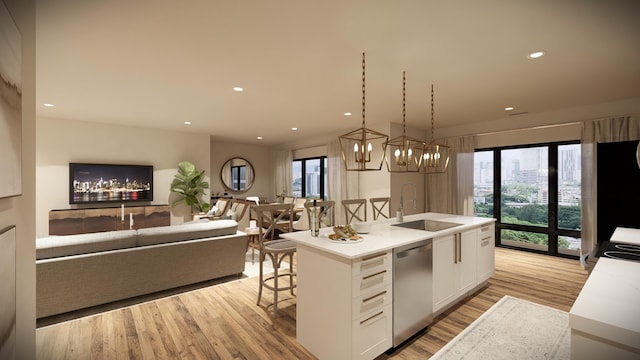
top-left (69, 163), bottom-right (153, 204)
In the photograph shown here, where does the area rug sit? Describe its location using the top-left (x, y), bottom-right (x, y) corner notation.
top-left (430, 295), bottom-right (570, 360)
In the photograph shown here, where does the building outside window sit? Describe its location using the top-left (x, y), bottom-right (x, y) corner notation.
top-left (474, 142), bottom-right (581, 258)
top-left (292, 156), bottom-right (327, 200)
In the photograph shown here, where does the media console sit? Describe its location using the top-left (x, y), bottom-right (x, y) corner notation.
top-left (49, 204), bottom-right (170, 235)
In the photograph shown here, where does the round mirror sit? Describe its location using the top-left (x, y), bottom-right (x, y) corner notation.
top-left (220, 157), bottom-right (254, 193)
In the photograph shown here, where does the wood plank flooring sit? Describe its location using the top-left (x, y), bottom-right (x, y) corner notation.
top-left (36, 248), bottom-right (589, 359)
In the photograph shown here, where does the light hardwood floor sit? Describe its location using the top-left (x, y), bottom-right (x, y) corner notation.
top-left (36, 248), bottom-right (589, 359)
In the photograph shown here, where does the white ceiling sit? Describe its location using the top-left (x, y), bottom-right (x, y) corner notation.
top-left (36, 0), bottom-right (640, 146)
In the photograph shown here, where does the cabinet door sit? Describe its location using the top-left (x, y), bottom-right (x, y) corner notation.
top-left (457, 228), bottom-right (478, 294)
top-left (433, 234), bottom-right (457, 312)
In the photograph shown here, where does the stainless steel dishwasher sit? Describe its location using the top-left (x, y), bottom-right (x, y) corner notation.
top-left (392, 238), bottom-right (433, 347)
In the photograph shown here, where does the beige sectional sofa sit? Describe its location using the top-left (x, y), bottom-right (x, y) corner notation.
top-left (36, 219), bottom-right (247, 319)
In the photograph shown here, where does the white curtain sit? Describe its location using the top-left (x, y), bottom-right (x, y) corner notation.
top-left (274, 149), bottom-right (293, 199)
top-left (580, 115), bottom-right (640, 266)
top-left (327, 141), bottom-right (359, 223)
top-left (426, 136), bottom-right (475, 215)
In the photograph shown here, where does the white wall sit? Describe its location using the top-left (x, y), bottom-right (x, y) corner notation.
top-left (210, 139), bottom-right (275, 202)
top-left (0, 0), bottom-right (36, 357)
top-left (36, 117), bottom-right (211, 236)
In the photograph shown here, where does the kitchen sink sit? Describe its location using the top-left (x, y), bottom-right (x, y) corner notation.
top-left (393, 219), bottom-right (462, 232)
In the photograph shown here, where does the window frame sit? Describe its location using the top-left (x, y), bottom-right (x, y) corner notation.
top-left (292, 156), bottom-right (327, 200)
top-left (476, 140), bottom-right (581, 259)
top-left (230, 164), bottom-right (245, 191)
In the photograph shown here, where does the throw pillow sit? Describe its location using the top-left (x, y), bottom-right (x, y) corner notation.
top-left (207, 205), bottom-right (218, 216)
top-left (215, 200), bottom-right (228, 216)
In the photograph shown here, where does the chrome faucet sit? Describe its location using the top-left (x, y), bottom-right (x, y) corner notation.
top-left (399, 183), bottom-right (417, 215)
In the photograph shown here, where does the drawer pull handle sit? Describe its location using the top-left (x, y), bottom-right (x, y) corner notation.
top-left (362, 253), bottom-right (386, 262)
top-left (362, 270), bottom-right (386, 280)
top-left (360, 311), bottom-right (384, 325)
top-left (362, 290), bottom-right (387, 304)
top-left (481, 240), bottom-right (490, 247)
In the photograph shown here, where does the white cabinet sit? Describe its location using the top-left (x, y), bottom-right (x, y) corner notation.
top-left (433, 228), bottom-right (478, 314)
top-left (477, 223), bottom-right (495, 283)
top-left (296, 245), bottom-right (392, 360)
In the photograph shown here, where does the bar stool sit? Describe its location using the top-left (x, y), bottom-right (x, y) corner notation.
top-left (254, 203), bottom-right (296, 316)
top-left (342, 199), bottom-right (367, 224)
top-left (244, 227), bottom-right (260, 264)
top-left (370, 197), bottom-right (390, 220)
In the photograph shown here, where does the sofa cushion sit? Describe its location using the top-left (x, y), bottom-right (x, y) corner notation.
top-left (36, 230), bottom-right (138, 260)
top-left (136, 219), bottom-right (238, 247)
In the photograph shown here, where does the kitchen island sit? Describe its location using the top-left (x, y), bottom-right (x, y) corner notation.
top-left (281, 212), bottom-right (495, 360)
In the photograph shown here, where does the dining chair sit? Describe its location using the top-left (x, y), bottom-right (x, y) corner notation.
top-left (283, 195), bottom-right (295, 204)
top-left (293, 196), bottom-right (307, 207)
top-left (254, 203), bottom-right (296, 316)
top-left (307, 200), bottom-right (336, 228)
top-left (370, 197), bottom-right (390, 220)
top-left (342, 199), bottom-right (367, 224)
top-left (292, 201), bottom-right (310, 231)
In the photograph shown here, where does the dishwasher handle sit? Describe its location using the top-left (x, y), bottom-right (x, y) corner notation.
top-left (396, 242), bottom-right (432, 258)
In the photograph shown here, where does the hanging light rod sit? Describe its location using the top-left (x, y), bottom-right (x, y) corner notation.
top-left (420, 84), bottom-right (451, 174)
top-left (384, 71), bottom-right (423, 173)
top-left (339, 52), bottom-right (389, 171)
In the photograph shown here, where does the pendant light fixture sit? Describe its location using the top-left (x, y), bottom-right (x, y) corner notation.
top-left (420, 84), bottom-right (450, 174)
top-left (339, 52), bottom-right (389, 171)
top-left (384, 71), bottom-right (423, 172)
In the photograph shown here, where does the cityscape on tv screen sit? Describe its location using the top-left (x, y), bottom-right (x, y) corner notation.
top-left (70, 163), bottom-right (153, 203)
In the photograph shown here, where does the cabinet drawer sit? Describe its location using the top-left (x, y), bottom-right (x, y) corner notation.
top-left (352, 251), bottom-right (391, 275)
top-left (480, 223), bottom-right (494, 240)
top-left (352, 286), bottom-right (392, 319)
top-left (352, 304), bottom-right (392, 360)
top-left (352, 266), bottom-right (392, 296)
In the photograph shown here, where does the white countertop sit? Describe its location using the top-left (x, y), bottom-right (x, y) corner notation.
top-left (569, 257), bottom-right (640, 349)
top-left (610, 227), bottom-right (640, 245)
top-left (280, 212), bottom-right (495, 259)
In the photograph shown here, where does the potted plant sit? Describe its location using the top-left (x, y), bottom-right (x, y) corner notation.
top-left (170, 161), bottom-right (212, 214)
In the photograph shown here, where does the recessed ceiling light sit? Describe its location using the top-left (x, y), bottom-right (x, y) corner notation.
top-left (505, 107), bottom-right (514, 111)
top-left (291, 127), bottom-right (298, 131)
top-left (184, 121), bottom-right (192, 125)
top-left (257, 136), bottom-right (263, 140)
top-left (233, 87), bottom-right (244, 92)
top-left (43, 103), bottom-right (55, 107)
top-left (344, 112), bottom-right (352, 116)
top-left (527, 51), bottom-right (545, 59)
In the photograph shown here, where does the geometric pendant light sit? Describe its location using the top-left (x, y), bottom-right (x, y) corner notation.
top-left (339, 52), bottom-right (389, 171)
top-left (420, 84), bottom-right (450, 174)
top-left (384, 71), bottom-right (424, 172)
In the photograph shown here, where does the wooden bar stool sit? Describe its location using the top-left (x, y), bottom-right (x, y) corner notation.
top-left (342, 199), bottom-right (367, 224)
top-left (254, 203), bottom-right (296, 316)
top-left (244, 227), bottom-right (260, 264)
top-left (370, 197), bottom-right (390, 220)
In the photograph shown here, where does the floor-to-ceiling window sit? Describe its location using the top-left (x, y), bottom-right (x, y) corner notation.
top-left (292, 156), bottom-right (327, 199)
top-left (473, 142), bottom-right (581, 258)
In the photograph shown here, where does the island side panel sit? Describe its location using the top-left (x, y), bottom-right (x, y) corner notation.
top-left (296, 244), bottom-right (353, 360)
